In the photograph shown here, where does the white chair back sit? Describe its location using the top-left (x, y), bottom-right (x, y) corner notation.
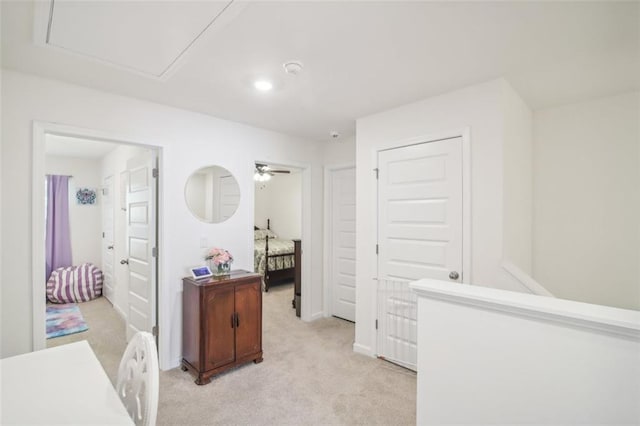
top-left (116, 331), bottom-right (159, 426)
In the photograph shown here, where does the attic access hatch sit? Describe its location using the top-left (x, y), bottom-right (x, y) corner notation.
top-left (33, 0), bottom-right (242, 80)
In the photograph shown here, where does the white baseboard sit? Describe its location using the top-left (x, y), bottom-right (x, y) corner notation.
top-left (113, 304), bottom-right (127, 321)
top-left (353, 342), bottom-right (373, 357)
top-left (310, 311), bottom-right (324, 321)
top-left (166, 357), bottom-right (181, 371)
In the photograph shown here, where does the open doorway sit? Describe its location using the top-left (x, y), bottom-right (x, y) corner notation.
top-left (35, 130), bottom-right (159, 381)
top-left (253, 162), bottom-right (302, 317)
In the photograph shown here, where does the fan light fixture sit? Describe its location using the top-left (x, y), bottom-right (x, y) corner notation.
top-left (254, 163), bottom-right (291, 182)
top-left (254, 172), bottom-right (271, 182)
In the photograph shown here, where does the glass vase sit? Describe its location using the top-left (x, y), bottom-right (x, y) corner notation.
top-left (212, 262), bottom-right (231, 277)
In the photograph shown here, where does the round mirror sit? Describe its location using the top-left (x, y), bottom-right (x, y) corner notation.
top-left (185, 165), bottom-right (241, 223)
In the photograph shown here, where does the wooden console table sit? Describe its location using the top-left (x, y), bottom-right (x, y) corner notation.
top-left (181, 270), bottom-right (263, 385)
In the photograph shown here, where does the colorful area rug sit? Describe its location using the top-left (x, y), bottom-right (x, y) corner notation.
top-left (46, 303), bottom-right (88, 339)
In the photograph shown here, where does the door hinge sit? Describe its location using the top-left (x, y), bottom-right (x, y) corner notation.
top-left (102, 232), bottom-right (105, 238)
top-left (375, 319), bottom-right (378, 330)
top-left (373, 168), bottom-right (379, 179)
top-left (152, 247), bottom-right (158, 257)
top-left (152, 168), bottom-right (158, 178)
top-left (152, 325), bottom-right (158, 336)
top-left (375, 244), bottom-right (379, 255)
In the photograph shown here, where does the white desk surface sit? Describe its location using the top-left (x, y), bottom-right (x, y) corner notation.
top-left (0, 340), bottom-right (134, 425)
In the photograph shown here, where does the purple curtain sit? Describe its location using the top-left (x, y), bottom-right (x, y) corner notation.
top-left (46, 175), bottom-right (73, 281)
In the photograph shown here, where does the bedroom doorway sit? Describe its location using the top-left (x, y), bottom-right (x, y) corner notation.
top-left (253, 162), bottom-right (302, 314)
top-left (34, 128), bottom-right (160, 366)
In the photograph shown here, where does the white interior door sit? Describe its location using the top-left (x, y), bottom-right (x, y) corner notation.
top-left (377, 137), bottom-right (463, 370)
top-left (330, 167), bottom-right (356, 322)
top-left (101, 175), bottom-right (115, 303)
top-left (124, 152), bottom-right (157, 341)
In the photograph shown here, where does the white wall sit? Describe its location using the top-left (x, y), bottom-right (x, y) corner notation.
top-left (412, 279), bottom-right (640, 425)
top-left (254, 172), bottom-right (302, 240)
top-left (354, 79), bottom-right (534, 355)
top-left (0, 49), bottom-right (4, 358)
top-left (502, 83), bottom-right (533, 274)
top-left (323, 135), bottom-right (356, 166)
top-left (101, 144), bottom-right (150, 320)
top-left (533, 92), bottom-right (640, 311)
top-left (0, 71), bottom-right (325, 365)
top-left (44, 155), bottom-right (103, 269)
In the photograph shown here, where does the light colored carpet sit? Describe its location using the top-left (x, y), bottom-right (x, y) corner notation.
top-left (49, 283), bottom-right (416, 425)
top-left (47, 296), bottom-right (127, 381)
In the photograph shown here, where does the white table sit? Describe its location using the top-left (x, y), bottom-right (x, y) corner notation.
top-left (0, 340), bottom-right (134, 425)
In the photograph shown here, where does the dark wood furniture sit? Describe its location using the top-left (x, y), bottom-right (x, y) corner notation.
top-left (263, 236), bottom-right (301, 291)
top-left (293, 239), bottom-right (301, 317)
top-left (181, 270), bottom-right (263, 385)
top-left (261, 219), bottom-right (302, 295)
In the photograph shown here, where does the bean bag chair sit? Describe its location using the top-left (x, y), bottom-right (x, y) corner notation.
top-left (47, 263), bottom-right (103, 303)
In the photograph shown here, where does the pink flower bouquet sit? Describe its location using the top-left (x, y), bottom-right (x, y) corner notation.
top-left (205, 248), bottom-right (233, 266)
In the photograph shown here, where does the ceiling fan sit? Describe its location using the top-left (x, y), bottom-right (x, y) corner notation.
top-left (254, 163), bottom-right (290, 181)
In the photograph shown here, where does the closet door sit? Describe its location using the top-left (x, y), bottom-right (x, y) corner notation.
top-left (102, 175), bottom-right (115, 303)
top-left (377, 137), bottom-right (463, 371)
top-left (330, 167), bottom-right (356, 322)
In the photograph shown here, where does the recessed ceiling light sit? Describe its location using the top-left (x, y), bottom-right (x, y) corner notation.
top-left (254, 80), bottom-right (273, 91)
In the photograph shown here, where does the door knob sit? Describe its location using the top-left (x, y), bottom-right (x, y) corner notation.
top-left (107, 245), bottom-right (114, 250)
top-left (120, 259), bottom-right (129, 265)
top-left (449, 271), bottom-right (460, 280)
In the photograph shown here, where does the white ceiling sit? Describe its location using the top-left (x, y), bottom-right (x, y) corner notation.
top-left (2, 1), bottom-right (639, 142)
top-left (45, 1), bottom-right (234, 78)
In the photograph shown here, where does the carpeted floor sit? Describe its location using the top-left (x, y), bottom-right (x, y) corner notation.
top-left (49, 283), bottom-right (416, 425)
top-left (47, 295), bottom-right (128, 383)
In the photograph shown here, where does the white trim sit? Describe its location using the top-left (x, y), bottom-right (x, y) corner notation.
top-left (323, 163), bottom-right (356, 318)
top-left (371, 150), bottom-right (380, 356)
top-left (172, 356), bottom-right (183, 369)
top-left (502, 260), bottom-right (554, 297)
top-left (32, 122), bottom-right (165, 365)
top-left (460, 128), bottom-right (472, 285)
top-left (371, 127), bottom-right (472, 357)
top-left (113, 303), bottom-right (127, 322)
top-left (32, 122), bottom-right (47, 351)
top-left (410, 278), bottom-right (640, 340)
top-left (353, 342), bottom-right (373, 357)
top-left (309, 311), bottom-right (324, 321)
top-left (301, 166), bottom-right (313, 322)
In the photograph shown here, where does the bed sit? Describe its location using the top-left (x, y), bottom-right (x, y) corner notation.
top-left (254, 220), bottom-right (301, 313)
